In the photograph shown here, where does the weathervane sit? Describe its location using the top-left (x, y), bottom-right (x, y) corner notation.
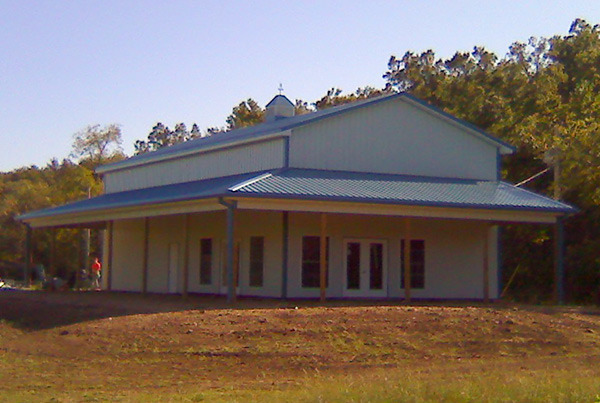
top-left (278, 83), bottom-right (284, 95)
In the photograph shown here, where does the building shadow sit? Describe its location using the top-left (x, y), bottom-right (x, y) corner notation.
top-left (1, 289), bottom-right (598, 331)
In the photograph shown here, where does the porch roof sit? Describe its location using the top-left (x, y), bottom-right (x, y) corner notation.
top-left (19, 168), bottom-right (575, 226)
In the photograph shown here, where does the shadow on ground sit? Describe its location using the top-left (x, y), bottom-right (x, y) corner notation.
top-left (1, 289), bottom-right (598, 331)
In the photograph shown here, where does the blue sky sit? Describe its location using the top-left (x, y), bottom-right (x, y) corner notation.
top-left (1, 1), bottom-right (598, 172)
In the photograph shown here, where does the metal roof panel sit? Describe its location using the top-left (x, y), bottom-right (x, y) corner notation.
top-left (19, 168), bottom-right (575, 223)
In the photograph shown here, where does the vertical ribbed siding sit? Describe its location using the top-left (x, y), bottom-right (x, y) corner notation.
top-left (289, 98), bottom-right (498, 181)
top-left (104, 139), bottom-right (285, 193)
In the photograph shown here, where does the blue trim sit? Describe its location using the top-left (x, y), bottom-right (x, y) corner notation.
top-left (496, 150), bottom-right (501, 181)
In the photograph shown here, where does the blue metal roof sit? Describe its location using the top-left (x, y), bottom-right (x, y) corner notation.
top-left (19, 168), bottom-right (574, 223)
top-left (18, 171), bottom-right (263, 221)
top-left (96, 92), bottom-right (514, 174)
top-left (232, 169), bottom-right (574, 213)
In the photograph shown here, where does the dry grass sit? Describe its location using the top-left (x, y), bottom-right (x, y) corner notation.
top-left (1, 291), bottom-right (599, 402)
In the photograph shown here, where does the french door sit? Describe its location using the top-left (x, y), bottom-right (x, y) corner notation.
top-left (343, 239), bottom-right (387, 297)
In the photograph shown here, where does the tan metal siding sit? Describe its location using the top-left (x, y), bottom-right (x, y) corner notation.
top-left (289, 98), bottom-right (498, 180)
top-left (104, 139), bottom-right (285, 193)
top-left (287, 213), bottom-right (497, 299)
top-left (107, 211), bottom-right (284, 297)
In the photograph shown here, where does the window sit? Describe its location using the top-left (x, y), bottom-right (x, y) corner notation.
top-left (249, 236), bottom-right (264, 287)
top-left (199, 239), bottom-right (212, 285)
top-left (302, 236), bottom-right (329, 288)
top-left (400, 240), bottom-right (425, 289)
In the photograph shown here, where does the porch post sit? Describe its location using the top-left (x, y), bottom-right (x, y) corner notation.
top-left (319, 213), bottom-right (327, 302)
top-left (483, 225), bottom-right (490, 303)
top-left (219, 198), bottom-right (237, 303)
top-left (403, 218), bottom-right (412, 302)
top-left (49, 227), bottom-right (57, 277)
top-left (107, 221), bottom-right (113, 291)
top-left (142, 217), bottom-right (149, 295)
top-left (24, 224), bottom-right (32, 284)
top-left (182, 214), bottom-right (190, 299)
top-left (554, 216), bottom-right (565, 305)
top-left (281, 211), bottom-right (289, 299)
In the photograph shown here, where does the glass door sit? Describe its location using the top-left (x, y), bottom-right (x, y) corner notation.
top-left (343, 239), bottom-right (387, 297)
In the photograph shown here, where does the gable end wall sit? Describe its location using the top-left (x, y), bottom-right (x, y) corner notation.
top-left (289, 98), bottom-right (498, 180)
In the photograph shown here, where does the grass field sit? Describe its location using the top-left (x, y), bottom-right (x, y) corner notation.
top-left (1, 291), bottom-right (599, 402)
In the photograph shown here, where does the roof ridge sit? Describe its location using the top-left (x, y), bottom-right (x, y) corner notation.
top-left (228, 172), bottom-right (273, 192)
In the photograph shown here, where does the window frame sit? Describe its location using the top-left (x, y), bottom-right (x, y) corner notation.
top-left (301, 235), bottom-right (329, 288)
top-left (199, 238), bottom-right (213, 285)
top-left (400, 239), bottom-right (425, 289)
top-left (249, 236), bottom-right (264, 288)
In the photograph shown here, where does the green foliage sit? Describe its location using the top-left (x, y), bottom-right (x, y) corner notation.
top-left (71, 124), bottom-right (125, 166)
top-left (226, 98), bottom-right (265, 130)
top-left (313, 86), bottom-right (391, 110)
top-left (0, 159), bottom-right (102, 277)
top-left (134, 122), bottom-right (203, 155)
top-left (282, 366), bottom-right (600, 403)
top-left (383, 19), bottom-right (600, 302)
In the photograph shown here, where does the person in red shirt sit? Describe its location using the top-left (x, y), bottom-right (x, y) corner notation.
top-left (91, 257), bottom-right (102, 290)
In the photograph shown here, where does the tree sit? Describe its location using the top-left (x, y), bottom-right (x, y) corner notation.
top-left (0, 159), bottom-right (101, 279)
top-left (134, 122), bottom-right (203, 155)
top-left (382, 18), bottom-right (600, 302)
top-left (71, 124), bottom-right (124, 166)
top-left (226, 99), bottom-right (264, 130)
top-left (313, 87), bottom-right (390, 110)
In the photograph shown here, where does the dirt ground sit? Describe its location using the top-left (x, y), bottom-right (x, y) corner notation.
top-left (1, 290), bottom-right (600, 400)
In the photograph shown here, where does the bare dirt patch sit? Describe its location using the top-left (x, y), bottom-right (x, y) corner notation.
top-left (1, 290), bottom-right (599, 400)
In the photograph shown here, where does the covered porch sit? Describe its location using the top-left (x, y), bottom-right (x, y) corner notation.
top-left (18, 168), bottom-right (574, 303)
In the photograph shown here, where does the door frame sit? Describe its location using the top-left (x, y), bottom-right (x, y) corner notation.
top-left (342, 238), bottom-right (388, 297)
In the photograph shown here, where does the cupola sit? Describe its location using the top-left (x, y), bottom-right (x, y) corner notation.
top-left (265, 94), bottom-right (295, 122)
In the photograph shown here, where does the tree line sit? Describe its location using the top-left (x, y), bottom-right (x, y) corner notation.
top-left (1, 19), bottom-right (598, 302)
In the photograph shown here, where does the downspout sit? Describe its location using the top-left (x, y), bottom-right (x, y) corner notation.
top-left (218, 197), bottom-right (237, 303)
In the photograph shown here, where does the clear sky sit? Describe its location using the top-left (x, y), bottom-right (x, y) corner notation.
top-left (1, 1), bottom-right (598, 172)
